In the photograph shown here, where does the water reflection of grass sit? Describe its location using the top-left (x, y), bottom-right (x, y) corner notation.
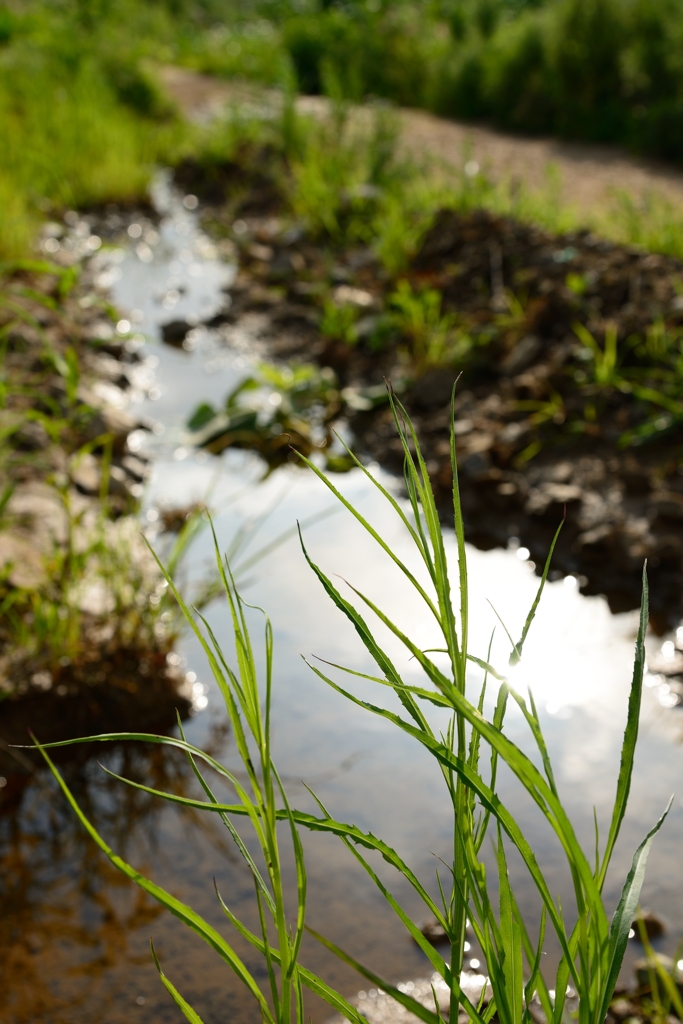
top-left (0, 725), bottom-right (231, 1022)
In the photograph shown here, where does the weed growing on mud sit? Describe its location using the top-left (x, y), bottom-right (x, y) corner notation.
top-left (388, 280), bottom-right (476, 369)
top-left (28, 397), bottom-right (672, 1024)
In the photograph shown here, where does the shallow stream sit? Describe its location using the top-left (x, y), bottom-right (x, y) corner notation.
top-left (4, 178), bottom-right (683, 1024)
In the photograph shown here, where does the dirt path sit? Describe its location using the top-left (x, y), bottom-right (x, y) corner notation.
top-left (159, 65), bottom-right (683, 221)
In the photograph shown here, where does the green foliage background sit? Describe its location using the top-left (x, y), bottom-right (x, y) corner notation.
top-left (4, 0), bottom-right (683, 258)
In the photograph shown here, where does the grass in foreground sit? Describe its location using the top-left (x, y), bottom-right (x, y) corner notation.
top-left (24, 394), bottom-right (676, 1024)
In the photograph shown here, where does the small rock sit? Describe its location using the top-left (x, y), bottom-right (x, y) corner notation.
top-left (419, 919), bottom-right (448, 944)
top-left (610, 999), bottom-right (638, 1020)
top-left (526, 483), bottom-right (582, 516)
top-left (460, 451), bottom-right (492, 479)
top-left (550, 461), bottom-right (574, 483)
top-left (501, 335), bottom-right (542, 375)
top-left (84, 404), bottom-right (138, 453)
top-left (410, 369), bottom-right (459, 411)
top-left (120, 455), bottom-right (149, 483)
top-left (633, 952), bottom-right (681, 988)
top-left (14, 420), bottom-right (51, 451)
top-left (651, 492), bottom-right (683, 522)
top-left (333, 285), bottom-right (376, 309)
top-left (248, 243), bottom-right (274, 262)
top-left (498, 420), bottom-right (529, 444)
top-left (0, 533), bottom-right (45, 588)
top-left (161, 319), bottom-right (192, 347)
top-left (631, 909), bottom-right (666, 941)
top-left (108, 464), bottom-right (134, 498)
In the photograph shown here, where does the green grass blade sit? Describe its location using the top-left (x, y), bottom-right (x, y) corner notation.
top-left (298, 527), bottom-right (432, 711)
top-left (450, 381), bottom-right (469, 687)
top-left (388, 392), bottom-right (462, 688)
top-left (33, 738), bottom-right (273, 1021)
top-left (497, 827), bottom-right (523, 1024)
top-left (306, 926), bottom-right (472, 1024)
top-left (597, 797), bottom-right (673, 1024)
top-left (598, 564), bottom-right (648, 888)
top-left (507, 688), bottom-right (557, 797)
top-left (510, 515), bottom-right (564, 666)
top-left (151, 942), bottom-right (207, 1024)
top-left (295, 452), bottom-right (439, 618)
top-left (273, 764), bottom-right (308, 976)
top-left (302, 659), bottom-right (579, 982)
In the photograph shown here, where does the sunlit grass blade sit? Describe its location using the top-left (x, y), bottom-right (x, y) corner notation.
top-left (506, 688), bottom-right (558, 798)
top-left (388, 390), bottom-right (462, 687)
top-left (496, 827), bottom-right (523, 1024)
top-left (298, 526), bottom-right (436, 734)
top-left (450, 381), bottom-right (468, 686)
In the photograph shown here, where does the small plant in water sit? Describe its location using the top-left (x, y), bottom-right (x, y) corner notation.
top-left (186, 360), bottom-right (342, 468)
top-left (29, 393), bottom-right (671, 1024)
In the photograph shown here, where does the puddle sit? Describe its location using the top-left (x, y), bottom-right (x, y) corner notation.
top-left (3, 178), bottom-right (683, 1023)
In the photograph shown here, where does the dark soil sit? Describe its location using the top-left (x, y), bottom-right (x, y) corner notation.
top-left (190, 170), bottom-right (683, 631)
top-left (0, 248), bottom-right (193, 751)
top-left (362, 213), bottom-right (683, 631)
top-left (0, 647), bottom-right (191, 778)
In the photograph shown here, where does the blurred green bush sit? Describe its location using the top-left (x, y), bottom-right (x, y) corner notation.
top-left (7, 0), bottom-right (683, 261)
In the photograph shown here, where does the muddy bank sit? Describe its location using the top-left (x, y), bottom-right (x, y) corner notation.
top-left (356, 212), bottom-right (683, 630)
top-left (180, 175), bottom-right (683, 630)
top-left (0, 222), bottom-right (193, 744)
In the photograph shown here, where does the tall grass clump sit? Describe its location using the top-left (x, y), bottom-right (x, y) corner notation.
top-left (0, 13), bottom-right (186, 260)
top-left (28, 396), bottom-right (671, 1024)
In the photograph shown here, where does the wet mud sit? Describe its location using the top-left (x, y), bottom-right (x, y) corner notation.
top-left (186, 181), bottom-right (683, 630)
